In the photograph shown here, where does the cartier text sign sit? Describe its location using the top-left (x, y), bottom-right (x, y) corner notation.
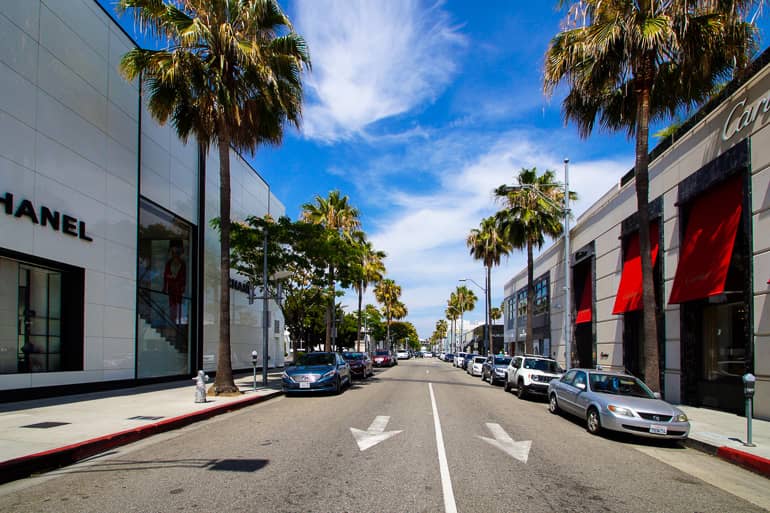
top-left (1, 192), bottom-right (93, 242)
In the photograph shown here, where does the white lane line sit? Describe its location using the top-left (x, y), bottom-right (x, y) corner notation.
top-left (428, 383), bottom-right (457, 513)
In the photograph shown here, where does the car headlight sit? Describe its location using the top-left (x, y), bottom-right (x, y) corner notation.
top-left (675, 413), bottom-right (688, 422)
top-left (321, 369), bottom-right (337, 379)
top-left (281, 372), bottom-right (295, 382)
top-left (608, 405), bottom-right (634, 417)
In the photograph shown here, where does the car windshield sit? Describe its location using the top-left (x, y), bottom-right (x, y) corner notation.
top-left (494, 357), bottom-right (511, 365)
top-left (374, 351), bottom-right (390, 356)
top-left (342, 352), bottom-right (364, 360)
top-left (295, 353), bottom-right (335, 366)
top-left (523, 358), bottom-right (559, 373)
top-left (589, 373), bottom-right (655, 398)
top-left (474, 357), bottom-right (486, 363)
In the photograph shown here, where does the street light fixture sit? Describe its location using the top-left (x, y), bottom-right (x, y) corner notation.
top-left (460, 278), bottom-right (490, 356)
top-left (500, 159), bottom-right (572, 368)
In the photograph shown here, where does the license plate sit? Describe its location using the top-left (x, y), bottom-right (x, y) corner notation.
top-left (649, 424), bottom-right (667, 435)
top-left (299, 382), bottom-right (310, 389)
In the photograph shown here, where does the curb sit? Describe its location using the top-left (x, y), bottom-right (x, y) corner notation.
top-left (684, 438), bottom-right (770, 478)
top-left (0, 389), bottom-right (282, 485)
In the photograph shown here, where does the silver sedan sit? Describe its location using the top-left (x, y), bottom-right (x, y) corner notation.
top-left (547, 369), bottom-right (690, 439)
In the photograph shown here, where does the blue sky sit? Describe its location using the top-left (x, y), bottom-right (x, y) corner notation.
top-left (104, 1), bottom-right (770, 339)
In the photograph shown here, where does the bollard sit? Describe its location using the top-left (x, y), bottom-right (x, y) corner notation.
top-left (193, 370), bottom-right (209, 403)
top-left (742, 373), bottom-right (756, 447)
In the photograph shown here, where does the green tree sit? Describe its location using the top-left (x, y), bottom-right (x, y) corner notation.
top-left (467, 216), bottom-right (512, 355)
top-left (352, 237), bottom-right (386, 352)
top-left (446, 301), bottom-right (460, 353)
top-left (495, 168), bottom-right (566, 354)
top-left (490, 307), bottom-right (502, 324)
top-left (543, 0), bottom-right (757, 390)
top-left (118, 0), bottom-right (309, 394)
top-left (453, 285), bottom-right (477, 352)
top-left (301, 191), bottom-right (361, 351)
top-left (374, 279), bottom-right (403, 348)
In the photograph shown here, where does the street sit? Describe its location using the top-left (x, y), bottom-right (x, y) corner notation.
top-left (0, 359), bottom-right (767, 513)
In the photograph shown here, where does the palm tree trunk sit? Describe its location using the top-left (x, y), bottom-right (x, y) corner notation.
top-left (526, 241), bottom-right (534, 355)
top-left (325, 265), bottom-right (334, 352)
top-left (356, 282), bottom-right (363, 352)
top-left (635, 64), bottom-right (660, 393)
top-left (486, 264), bottom-right (492, 355)
top-left (214, 130), bottom-right (238, 394)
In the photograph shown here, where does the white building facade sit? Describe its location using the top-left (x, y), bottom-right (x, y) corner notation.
top-left (503, 51), bottom-right (770, 419)
top-left (0, 0), bottom-right (285, 398)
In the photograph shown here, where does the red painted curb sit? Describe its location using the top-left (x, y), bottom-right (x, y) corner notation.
top-left (0, 390), bottom-right (282, 485)
top-left (716, 446), bottom-right (770, 478)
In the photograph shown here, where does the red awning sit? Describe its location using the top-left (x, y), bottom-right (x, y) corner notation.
top-left (575, 271), bottom-right (592, 324)
top-left (668, 175), bottom-right (743, 304)
top-left (612, 221), bottom-right (659, 315)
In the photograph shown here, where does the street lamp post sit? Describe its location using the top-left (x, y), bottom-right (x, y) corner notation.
top-left (501, 159), bottom-right (572, 368)
top-left (460, 278), bottom-right (489, 355)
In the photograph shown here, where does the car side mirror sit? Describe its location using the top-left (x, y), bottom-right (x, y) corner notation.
top-left (576, 383), bottom-right (586, 391)
top-left (653, 392), bottom-right (661, 399)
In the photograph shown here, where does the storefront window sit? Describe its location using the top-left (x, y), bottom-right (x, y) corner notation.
top-left (701, 302), bottom-right (747, 382)
top-left (0, 253), bottom-right (83, 374)
top-left (136, 199), bottom-right (195, 378)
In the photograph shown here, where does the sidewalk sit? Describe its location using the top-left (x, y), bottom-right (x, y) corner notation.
top-left (0, 372), bottom-right (283, 484)
top-left (0, 377), bottom-right (768, 484)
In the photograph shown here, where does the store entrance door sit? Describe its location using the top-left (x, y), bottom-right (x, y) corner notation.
top-left (17, 265), bottom-right (62, 373)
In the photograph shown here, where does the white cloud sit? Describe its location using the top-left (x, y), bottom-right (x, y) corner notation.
top-left (339, 129), bottom-right (632, 337)
top-left (294, 0), bottom-right (465, 141)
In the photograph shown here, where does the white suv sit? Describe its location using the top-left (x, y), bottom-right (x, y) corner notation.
top-left (505, 355), bottom-right (564, 399)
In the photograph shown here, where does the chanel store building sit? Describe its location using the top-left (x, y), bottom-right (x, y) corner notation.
top-left (0, 0), bottom-right (285, 398)
top-left (503, 50), bottom-right (770, 419)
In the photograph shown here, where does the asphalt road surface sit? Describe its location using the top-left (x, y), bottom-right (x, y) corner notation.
top-left (0, 358), bottom-right (768, 513)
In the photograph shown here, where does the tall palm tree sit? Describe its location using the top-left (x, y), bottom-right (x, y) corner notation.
top-left (543, 0), bottom-right (757, 391)
top-left (495, 168), bottom-right (565, 355)
top-left (119, 0), bottom-right (309, 394)
top-left (445, 303), bottom-right (459, 354)
top-left (353, 238), bottom-right (386, 352)
top-left (434, 319), bottom-right (448, 351)
top-left (374, 279), bottom-right (402, 349)
top-left (453, 285), bottom-right (477, 352)
top-left (490, 307), bottom-right (502, 325)
top-left (467, 216), bottom-right (512, 355)
top-left (301, 191), bottom-right (360, 351)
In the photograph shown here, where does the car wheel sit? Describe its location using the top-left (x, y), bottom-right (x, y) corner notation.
top-left (586, 408), bottom-right (602, 435)
top-left (334, 376), bottom-right (342, 395)
top-left (548, 394), bottom-right (560, 414)
top-left (504, 380), bottom-right (512, 392)
top-left (489, 375), bottom-right (496, 386)
top-left (516, 381), bottom-right (527, 399)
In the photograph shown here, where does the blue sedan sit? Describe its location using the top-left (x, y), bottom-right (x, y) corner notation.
top-left (282, 352), bottom-right (351, 395)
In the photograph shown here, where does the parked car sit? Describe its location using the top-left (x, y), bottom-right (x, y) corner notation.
top-left (341, 351), bottom-right (373, 379)
top-left (282, 352), bottom-right (351, 395)
top-left (453, 352), bottom-right (467, 367)
top-left (372, 349), bottom-right (397, 367)
top-left (443, 353), bottom-right (454, 362)
top-left (396, 350), bottom-right (410, 360)
top-left (482, 355), bottom-right (512, 385)
top-left (462, 353), bottom-right (477, 371)
top-left (504, 355), bottom-right (563, 399)
top-left (469, 356), bottom-right (486, 377)
top-left (548, 369), bottom-right (690, 439)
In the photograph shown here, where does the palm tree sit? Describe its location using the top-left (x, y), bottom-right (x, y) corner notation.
top-left (374, 279), bottom-right (402, 349)
top-left (434, 319), bottom-right (448, 352)
top-left (490, 307), bottom-right (502, 325)
top-left (467, 216), bottom-right (512, 355)
top-left (495, 168), bottom-right (566, 355)
top-left (301, 191), bottom-right (361, 351)
top-left (453, 285), bottom-right (477, 352)
top-left (119, 0), bottom-right (309, 394)
top-left (445, 303), bottom-right (459, 353)
top-left (353, 238), bottom-right (386, 352)
top-left (543, 0), bottom-right (757, 391)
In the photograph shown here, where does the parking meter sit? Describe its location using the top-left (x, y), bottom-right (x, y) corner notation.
top-left (252, 350), bottom-right (258, 390)
top-left (742, 373), bottom-right (757, 447)
top-left (743, 373), bottom-right (756, 398)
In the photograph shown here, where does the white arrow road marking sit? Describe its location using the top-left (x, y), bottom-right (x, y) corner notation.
top-left (350, 416), bottom-right (403, 451)
top-left (478, 423), bottom-right (532, 463)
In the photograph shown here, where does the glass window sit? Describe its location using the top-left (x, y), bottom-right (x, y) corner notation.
top-left (589, 373), bottom-right (654, 398)
top-left (573, 371), bottom-right (587, 388)
top-left (296, 353), bottom-right (335, 366)
top-left (561, 370), bottom-right (577, 385)
top-left (0, 254), bottom-right (83, 374)
top-left (136, 199), bottom-right (195, 378)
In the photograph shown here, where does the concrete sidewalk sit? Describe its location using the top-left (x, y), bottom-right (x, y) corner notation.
top-left (0, 372), bottom-right (283, 484)
top-left (0, 375), bottom-right (768, 484)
